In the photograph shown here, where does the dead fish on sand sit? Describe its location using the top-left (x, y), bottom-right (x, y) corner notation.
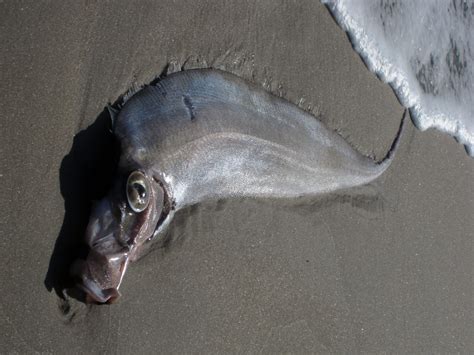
top-left (73, 69), bottom-right (404, 303)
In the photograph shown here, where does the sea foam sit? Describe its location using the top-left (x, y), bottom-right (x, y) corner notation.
top-left (322, 0), bottom-right (474, 156)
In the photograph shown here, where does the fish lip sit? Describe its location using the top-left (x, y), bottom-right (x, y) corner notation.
top-left (73, 259), bottom-right (123, 304)
top-left (78, 278), bottom-right (121, 304)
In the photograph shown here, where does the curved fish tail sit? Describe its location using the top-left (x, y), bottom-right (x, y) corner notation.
top-left (377, 109), bottom-right (408, 167)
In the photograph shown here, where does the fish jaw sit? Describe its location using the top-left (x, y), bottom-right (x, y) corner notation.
top-left (73, 171), bottom-right (166, 304)
top-left (72, 247), bottom-right (129, 304)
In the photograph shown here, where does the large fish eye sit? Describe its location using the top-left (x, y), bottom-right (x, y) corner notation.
top-left (126, 171), bottom-right (150, 213)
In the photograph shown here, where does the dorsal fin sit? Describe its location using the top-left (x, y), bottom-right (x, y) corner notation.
top-left (107, 104), bottom-right (120, 130)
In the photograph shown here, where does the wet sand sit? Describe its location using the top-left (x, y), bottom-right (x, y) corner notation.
top-left (1, 1), bottom-right (473, 353)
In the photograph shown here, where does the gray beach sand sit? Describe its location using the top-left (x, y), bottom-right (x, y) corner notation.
top-left (1, 1), bottom-right (472, 353)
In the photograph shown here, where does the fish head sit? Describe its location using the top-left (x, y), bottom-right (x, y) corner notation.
top-left (74, 170), bottom-right (166, 304)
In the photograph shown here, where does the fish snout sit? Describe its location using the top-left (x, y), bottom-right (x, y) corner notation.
top-left (82, 280), bottom-right (121, 304)
top-left (72, 249), bottom-right (128, 304)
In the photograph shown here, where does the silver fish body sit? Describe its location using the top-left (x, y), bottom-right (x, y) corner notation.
top-left (76, 69), bottom-right (403, 303)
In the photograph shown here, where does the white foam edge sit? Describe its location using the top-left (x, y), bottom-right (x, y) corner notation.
top-left (321, 0), bottom-right (474, 156)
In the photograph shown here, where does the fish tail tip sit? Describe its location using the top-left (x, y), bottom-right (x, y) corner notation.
top-left (379, 109), bottom-right (408, 166)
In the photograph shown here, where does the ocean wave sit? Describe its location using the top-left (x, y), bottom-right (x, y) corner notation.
top-left (322, 0), bottom-right (474, 156)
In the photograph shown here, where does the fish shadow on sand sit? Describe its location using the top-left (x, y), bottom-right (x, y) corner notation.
top-left (44, 109), bottom-right (119, 302)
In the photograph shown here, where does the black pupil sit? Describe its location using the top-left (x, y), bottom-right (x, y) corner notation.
top-left (133, 182), bottom-right (146, 203)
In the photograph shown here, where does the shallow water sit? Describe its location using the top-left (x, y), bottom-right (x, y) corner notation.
top-left (323, 0), bottom-right (474, 155)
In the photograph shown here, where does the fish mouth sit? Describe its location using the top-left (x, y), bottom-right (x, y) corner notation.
top-left (72, 255), bottom-right (127, 304)
top-left (78, 279), bottom-right (121, 304)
